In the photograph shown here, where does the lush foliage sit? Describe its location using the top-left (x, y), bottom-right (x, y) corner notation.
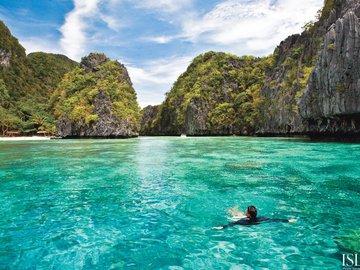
top-left (0, 0), bottom-right (339, 137)
top-left (52, 59), bottom-right (140, 129)
top-left (28, 52), bottom-right (77, 96)
top-left (0, 21), bottom-right (37, 99)
top-left (0, 21), bottom-right (77, 135)
top-left (145, 51), bottom-right (272, 134)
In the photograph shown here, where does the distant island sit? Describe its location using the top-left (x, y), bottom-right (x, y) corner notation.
top-left (1, 0), bottom-right (359, 139)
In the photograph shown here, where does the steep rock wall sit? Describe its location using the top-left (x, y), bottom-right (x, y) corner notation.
top-left (140, 52), bottom-right (267, 136)
top-left (55, 53), bottom-right (140, 138)
top-left (299, 0), bottom-right (360, 136)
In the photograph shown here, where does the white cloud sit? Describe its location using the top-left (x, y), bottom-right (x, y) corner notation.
top-left (132, 0), bottom-right (193, 13)
top-left (20, 0), bottom-right (324, 106)
top-left (132, 0), bottom-right (324, 105)
top-left (126, 56), bottom-right (193, 107)
top-left (146, 35), bottom-right (176, 44)
top-left (60, 0), bottom-right (100, 60)
top-left (179, 0), bottom-right (323, 55)
top-left (20, 37), bottom-right (62, 55)
top-left (100, 14), bottom-right (122, 31)
top-left (59, 0), bottom-right (125, 60)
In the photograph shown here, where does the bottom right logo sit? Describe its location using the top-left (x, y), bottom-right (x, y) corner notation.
top-left (342, 253), bottom-right (360, 270)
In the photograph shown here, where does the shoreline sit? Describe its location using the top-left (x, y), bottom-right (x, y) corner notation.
top-left (0, 136), bottom-right (52, 141)
top-left (0, 135), bottom-right (358, 143)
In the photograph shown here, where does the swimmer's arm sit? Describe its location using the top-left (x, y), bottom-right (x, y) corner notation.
top-left (214, 218), bottom-right (297, 228)
top-left (213, 220), bottom-right (240, 230)
top-left (263, 218), bottom-right (297, 223)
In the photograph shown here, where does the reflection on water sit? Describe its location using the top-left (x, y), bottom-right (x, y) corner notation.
top-left (0, 137), bottom-right (359, 269)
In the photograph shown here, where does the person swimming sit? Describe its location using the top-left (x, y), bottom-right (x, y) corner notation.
top-left (213, 205), bottom-right (296, 230)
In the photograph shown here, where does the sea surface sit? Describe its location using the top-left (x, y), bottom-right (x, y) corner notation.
top-left (0, 137), bottom-right (359, 269)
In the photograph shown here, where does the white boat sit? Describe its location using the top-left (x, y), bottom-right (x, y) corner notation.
top-left (180, 134), bottom-right (187, 138)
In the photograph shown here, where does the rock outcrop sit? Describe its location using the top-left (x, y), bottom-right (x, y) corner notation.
top-left (140, 52), bottom-right (268, 136)
top-left (80, 53), bottom-right (109, 73)
top-left (141, 0), bottom-right (360, 138)
top-left (257, 3), bottom-right (330, 135)
top-left (258, 33), bottom-right (319, 135)
top-left (140, 105), bottom-right (159, 135)
top-left (298, 0), bottom-right (360, 136)
top-left (260, 0), bottom-right (360, 137)
top-left (54, 53), bottom-right (140, 138)
top-left (0, 49), bottom-right (11, 67)
top-left (56, 89), bottom-right (137, 138)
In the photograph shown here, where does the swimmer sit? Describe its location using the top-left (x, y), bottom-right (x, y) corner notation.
top-left (213, 205), bottom-right (297, 230)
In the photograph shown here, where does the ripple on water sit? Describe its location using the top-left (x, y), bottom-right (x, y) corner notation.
top-left (225, 161), bottom-right (263, 171)
top-left (0, 138), bottom-right (358, 269)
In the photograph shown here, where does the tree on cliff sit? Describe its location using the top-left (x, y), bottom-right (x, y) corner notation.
top-left (52, 53), bottom-right (140, 138)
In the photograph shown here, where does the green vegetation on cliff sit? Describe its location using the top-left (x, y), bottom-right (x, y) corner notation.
top-left (0, 20), bottom-right (138, 137)
top-left (0, 20), bottom-right (77, 135)
top-left (141, 0), bottom-right (346, 136)
top-left (142, 52), bottom-right (273, 135)
top-left (320, 0), bottom-right (335, 20)
top-left (0, 21), bottom-right (36, 100)
top-left (52, 53), bottom-right (140, 137)
top-left (28, 52), bottom-right (78, 96)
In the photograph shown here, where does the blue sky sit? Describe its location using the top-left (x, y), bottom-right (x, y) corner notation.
top-left (0, 0), bottom-right (323, 107)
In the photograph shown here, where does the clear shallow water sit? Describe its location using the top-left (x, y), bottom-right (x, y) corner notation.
top-left (0, 137), bottom-right (359, 269)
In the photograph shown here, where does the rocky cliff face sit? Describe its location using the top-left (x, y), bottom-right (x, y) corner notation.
top-left (140, 52), bottom-right (268, 136)
top-left (258, 15), bottom-right (327, 135)
top-left (260, 0), bottom-right (360, 137)
top-left (140, 105), bottom-right (159, 135)
top-left (141, 0), bottom-right (360, 138)
top-left (54, 53), bottom-right (140, 138)
top-left (298, 0), bottom-right (360, 136)
top-left (56, 89), bottom-right (137, 138)
top-left (0, 49), bottom-right (11, 67)
top-left (0, 20), bottom-right (36, 98)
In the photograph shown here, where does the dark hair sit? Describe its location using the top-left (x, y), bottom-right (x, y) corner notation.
top-left (247, 205), bottom-right (257, 219)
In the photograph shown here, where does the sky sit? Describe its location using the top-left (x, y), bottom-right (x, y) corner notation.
top-left (0, 0), bottom-right (324, 107)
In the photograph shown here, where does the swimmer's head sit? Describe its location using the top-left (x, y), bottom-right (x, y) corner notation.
top-left (246, 205), bottom-right (257, 220)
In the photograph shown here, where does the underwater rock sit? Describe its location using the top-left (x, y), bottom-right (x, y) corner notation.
top-left (335, 228), bottom-right (360, 253)
top-left (225, 161), bottom-right (263, 170)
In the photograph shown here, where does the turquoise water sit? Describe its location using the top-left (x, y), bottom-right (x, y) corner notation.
top-left (0, 137), bottom-right (360, 269)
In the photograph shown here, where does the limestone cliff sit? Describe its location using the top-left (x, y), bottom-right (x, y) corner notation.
top-left (258, 31), bottom-right (324, 135)
top-left (140, 52), bottom-right (269, 136)
top-left (298, 0), bottom-right (360, 137)
top-left (140, 105), bottom-right (160, 135)
top-left (260, 0), bottom-right (360, 137)
top-left (0, 20), bottom-right (36, 98)
top-left (142, 0), bottom-right (360, 138)
top-left (54, 53), bottom-right (140, 138)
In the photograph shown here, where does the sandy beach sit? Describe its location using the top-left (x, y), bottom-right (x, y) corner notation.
top-left (0, 136), bottom-right (52, 141)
